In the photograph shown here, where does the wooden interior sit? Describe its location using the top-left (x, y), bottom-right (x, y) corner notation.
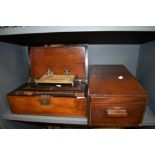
top-left (30, 46), bottom-right (86, 80)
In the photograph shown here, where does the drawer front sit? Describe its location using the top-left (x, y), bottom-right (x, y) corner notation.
top-left (90, 97), bottom-right (147, 126)
top-left (8, 96), bottom-right (87, 117)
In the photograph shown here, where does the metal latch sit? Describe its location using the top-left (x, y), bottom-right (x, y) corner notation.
top-left (39, 95), bottom-right (51, 105)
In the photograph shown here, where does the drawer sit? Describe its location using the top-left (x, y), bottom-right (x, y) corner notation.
top-left (8, 96), bottom-right (87, 117)
top-left (89, 97), bottom-right (147, 126)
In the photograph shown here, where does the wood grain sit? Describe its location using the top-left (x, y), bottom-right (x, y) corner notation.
top-left (8, 96), bottom-right (87, 117)
top-left (88, 65), bottom-right (148, 126)
top-left (30, 46), bottom-right (86, 80)
top-left (89, 65), bottom-right (148, 97)
top-left (89, 97), bottom-right (147, 126)
top-left (7, 46), bottom-right (87, 118)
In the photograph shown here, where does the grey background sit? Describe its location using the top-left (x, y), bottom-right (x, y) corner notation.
top-left (137, 41), bottom-right (155, 114)
top-left (0, 42), bottom-right (35, 128)
top-left (88, 45), bottom-right (140, 76)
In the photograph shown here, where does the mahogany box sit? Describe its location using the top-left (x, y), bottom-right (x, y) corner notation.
top-left (7, 45), bottom-right (88, 117)
top-left (88, 65), bottom-right (148, 127)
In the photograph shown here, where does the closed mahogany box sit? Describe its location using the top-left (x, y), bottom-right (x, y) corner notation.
top-left (7, 45), bottom-right (88, 117)
top-left (88, 65), bottom-right (148, 126)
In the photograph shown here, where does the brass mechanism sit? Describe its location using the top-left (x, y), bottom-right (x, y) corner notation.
top-left (35, 69), bottom-right (75, 86)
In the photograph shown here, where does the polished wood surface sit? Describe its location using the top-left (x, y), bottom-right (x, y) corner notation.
top-left (89, 65), bottom-right (147, 97)
top-left (88, 65), bottom-right (148, 126)
top-left (8, 82), bottom-right (87, 117)
top-left (30, 46), bottom-right (86, 80)
top-left (7, 45), bottom-right (87, 118)
top-left (90, 97), bottom-right (147, 126)
top-left (8, 96), bottom-right (86, 117)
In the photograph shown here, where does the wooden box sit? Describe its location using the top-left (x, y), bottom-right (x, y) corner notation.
top-left (7, 45), bottom-right (88, 117)
top-left (88, 65), bottom-right (148, 126)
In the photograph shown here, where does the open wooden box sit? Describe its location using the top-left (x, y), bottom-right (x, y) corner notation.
top-left (7, 45), bottom-right (88, 117)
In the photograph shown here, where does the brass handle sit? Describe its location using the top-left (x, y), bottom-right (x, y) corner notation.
top-left (39, 95), bottom-right (51, 105)
top-left (107, 109), bottom-right (128, 117)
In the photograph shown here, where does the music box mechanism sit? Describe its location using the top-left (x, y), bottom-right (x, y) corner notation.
top-left (34, 69), bottom-right (76, 86)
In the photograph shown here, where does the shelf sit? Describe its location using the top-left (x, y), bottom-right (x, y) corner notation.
top-left (1, 26), bottom-right (155, 46)
top-left (2, 113), bottom-right (87, 125)
top-left (2, 105), bottom-right (155, 126)
top-left (1, 26), bottom-right (155, 127)
top-left (1, 26), bottom-right (155, 35)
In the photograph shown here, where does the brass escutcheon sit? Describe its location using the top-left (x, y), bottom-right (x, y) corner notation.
top-left (39, 95), bottom-right (51, 105)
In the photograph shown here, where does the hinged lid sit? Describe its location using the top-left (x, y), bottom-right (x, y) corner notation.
top-left (29, 45), bottom-right (87, 81)
top-left (89, 65), bottom-right (148, 97)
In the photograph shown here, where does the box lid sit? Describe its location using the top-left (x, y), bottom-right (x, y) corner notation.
top-left (89, 65), bottom-right (148, 97)
top-left (29, 46), bottom-right (87, 81)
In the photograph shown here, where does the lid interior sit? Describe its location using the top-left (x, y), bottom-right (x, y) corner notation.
top-left (30, 46), bottom-right (86, 80)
